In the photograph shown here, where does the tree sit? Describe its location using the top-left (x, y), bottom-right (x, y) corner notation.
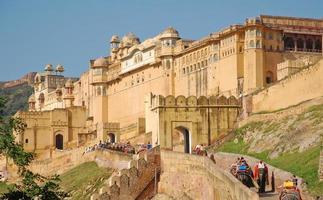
top-left (0, 96), bottom-right (68, 199)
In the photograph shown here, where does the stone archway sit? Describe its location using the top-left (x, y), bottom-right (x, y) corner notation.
top-left (266, 71), bottom-right (274, 84)
top-left (55, 134), bottom-right (63, 150)
top-left (172, 126), bottom-right (191, 154)
top-left (108, 133), bottom-right (116, 143)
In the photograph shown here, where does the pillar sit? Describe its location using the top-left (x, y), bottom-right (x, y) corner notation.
top-left (294, 38), bottom-right (297, 52)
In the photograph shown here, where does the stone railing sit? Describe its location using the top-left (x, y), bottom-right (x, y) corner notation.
top-left (91, 146), bottom-right (160, 200)
top-left (28, 148), bottom-right (132, 177)
top-left (157, 150), bottom-right (259, 200)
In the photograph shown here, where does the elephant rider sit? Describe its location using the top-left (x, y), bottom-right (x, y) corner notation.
top-left (254, 160), bottom-right (269, 193)
top-left (278, 180), bottom-right (302, 200)
top-left (237, 159), bottom-right (253, 178)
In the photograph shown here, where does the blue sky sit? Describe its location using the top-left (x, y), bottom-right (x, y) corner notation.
top-left (0, 0), bottom-right (322, 81)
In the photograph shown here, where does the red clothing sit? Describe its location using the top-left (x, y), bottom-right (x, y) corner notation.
top-left (254, 163), bottom-right (268, 179)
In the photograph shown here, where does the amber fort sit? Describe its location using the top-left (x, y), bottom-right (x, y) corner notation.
top-left (10, 14), bottom-right (323, 199)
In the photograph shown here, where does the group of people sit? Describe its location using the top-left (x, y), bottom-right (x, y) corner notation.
top-left (193, 144), bottom-right (216, 164)
top-left (230, 157), bottom-right (302, 199)
top-left (230, 157), bottom-right (269, 192)
top-left (82, 140), bottom-right (154, 155)
top-left (279, 175), bottom-right (302, 200)
top-left (193, 144), bottom-right (207, 156)
top-left (230, 157), bottom-right (255, 178)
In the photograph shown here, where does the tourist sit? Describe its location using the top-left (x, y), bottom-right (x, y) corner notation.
top-left (291, 174), bottom-right (298, 187)
top-left (194, 144), bottom-right (201, 155)
top-left (254, 160), bottom-right (269, 193)
top-left (147, 141), bottom-right (152, 150)
top-left (209, 154), bottom-right (216, 164)
top-left (278, 179), bottom-right (302, 200)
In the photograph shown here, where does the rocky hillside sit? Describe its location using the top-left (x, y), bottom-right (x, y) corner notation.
top-left (0, 83), bottom-right (33, 117)
top-left (0, 72), bottom-right (36, 89)
top-left (236, 100), bottom-right (323, 159)
top-left (212, 97), bottom-right (323, 196)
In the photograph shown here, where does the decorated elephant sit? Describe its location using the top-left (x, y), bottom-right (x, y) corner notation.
top-left (254, 161), bottom-right (269, 193)
top-left (279, 190), bottom-right (302, 200)
top-left (236, 170), bottom-right (254, 188)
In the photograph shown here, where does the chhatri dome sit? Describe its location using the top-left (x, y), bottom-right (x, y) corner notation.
top-left (44, 64), bottom-right (53, 71)
top-left (93, 57), bottom-right (108, 67)
top-left (121, 32), bottom-right (140, 46)
top-left (55, 64), bottom-right (64, 73)
top-left (110, 35), bottom-right (120, 43)
top-left (160, 27), bottom-right (180, 39)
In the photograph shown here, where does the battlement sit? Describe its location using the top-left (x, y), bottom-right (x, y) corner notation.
top-left (91, 146), bottom-right (160, 200)
top-left (149, 94), bottom-right (240, 109)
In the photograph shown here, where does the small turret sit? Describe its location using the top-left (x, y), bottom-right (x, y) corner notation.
top-left (28, 95), bottom-right (36, 111)
top-left (44, 64), bottom-right (54, 72)
top-left (110, 35), bottom-right (120, 52)
top-left (64, 79), bottom-right (74, 107)
top-left (55, 64), bottom-right (64, 74)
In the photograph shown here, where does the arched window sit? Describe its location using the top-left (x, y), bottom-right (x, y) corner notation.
top-left (102, 87), bottom-right (106, 96)
top-left (297, 38), bottom-right (304, 50)
top-left (249, 40), bottom-right (255, 48)
top-left (256, 29), bottom-right (261, 36)
top-left (284, 37), bottom-right (294, 50)
top-left (55, 134), bottom-right (63, 150)
top-left (108, 133), bottom-right (116, 143)
top-left (256, 40), bottom-right (261, 48)
top-left (166, 60), bottom-right (171, 69)
top-left (38, 93), bottom-right (45, 104)
top-left (315, 39), bottom-right (322, 51)
top-left (96, 87), bottom-right (101, 96)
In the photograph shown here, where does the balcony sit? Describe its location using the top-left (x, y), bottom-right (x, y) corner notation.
top-left (160, 46), bottom-right (174, 56)
top-left (92, 75), bottom-right (107, 84)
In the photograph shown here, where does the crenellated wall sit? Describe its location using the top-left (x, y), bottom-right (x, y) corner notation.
top-left (145, 93), bottom-right (241, 152)
top-left (91, 146), bottom-right (160, 200)
top-left (157, 150), bottom-right (259, 200)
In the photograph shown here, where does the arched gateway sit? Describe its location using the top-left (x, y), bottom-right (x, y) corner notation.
top-left (55, 134), bottom-right (63, 150)
top-left (173, 126), bottom-right (191, 154)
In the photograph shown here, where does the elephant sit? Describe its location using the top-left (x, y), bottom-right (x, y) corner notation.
top-left (279, 190), bottom-right (301, 200)
top-left (257, 168), bottom-right (268, 193)
top-left (236, 171), bottom-right (254, 188)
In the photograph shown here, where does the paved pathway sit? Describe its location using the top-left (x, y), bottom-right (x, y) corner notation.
top-left (211, 152), bottom-right (314, 200)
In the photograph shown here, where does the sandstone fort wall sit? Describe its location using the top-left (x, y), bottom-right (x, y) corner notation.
top-left (91, 147), bottom-right (160, 200)
top-left (7, 147), bottom-right (132, 180)
top-left (251, 58), bottom-right (323, 113)
top-left (158, 150), bottom-right (259, 200)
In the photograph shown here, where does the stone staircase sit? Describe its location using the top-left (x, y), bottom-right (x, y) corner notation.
top-left (90, 146), bottom-right (160, 200)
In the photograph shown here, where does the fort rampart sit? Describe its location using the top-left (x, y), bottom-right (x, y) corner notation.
top-left (157, 150), bottom-right (259, 200)
top-left (251, 58), bottom-right (323, 113)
